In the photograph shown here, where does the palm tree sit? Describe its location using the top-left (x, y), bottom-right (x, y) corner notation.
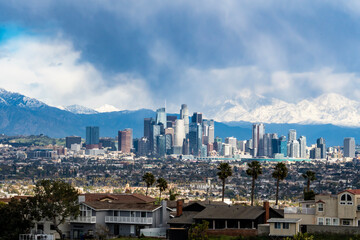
top-left (217, 162), bottom-right (232, 202)
top-left (142, 172), bottom-right (155, 196)
top-left (156, 177), bottom-right (168, 201)
top-left (246, 161), bottom-right (263, 206)
top-left (169, 188), bottom-right (179, 201)
top-left (302, 170), bottom-right (316, 192)
top-left (272, 162), bottom-right (288, 206)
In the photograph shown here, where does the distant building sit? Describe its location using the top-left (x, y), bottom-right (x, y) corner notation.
top-left (138, 137), bottom-right (150, 156)
top-left (298, 136), bottom-right (307, 158)
top-left (344, 137), bottom-right (355, 158)
top-left (166, 116), bottom-right (177, 128)
top-left (252, 123), bottom-right (265, 157)
top-left (65, 136), bottom-right (81, 149)
top-left (189, 122), bottom-right (202, 156)
top-left (225, 137), bottom-right (237, 151)
top-left (86, 126), bottom-right (100, 149)
top-left (100, 137), bottom-right (116, 150)
top-left (288, 129), bottom-right (296, 142)
top-left (191, 112), bottom-right (203, 124)
top-left (310, 147), bottom-right (321, 159)
top-left (287, 140), bottom-right (300, 158)
top-left (317, 137), bottom-right (326, 159)
top-left (174, 119), bottom-right (185, 148)
top-left (156, 108), bottom-right (167, 129)
top-left (118, 129), bottom-right (133, 153)
top-left (180, 104), bottom-right (189, 135)
top-left (144, 118), bottom-right (153, 139)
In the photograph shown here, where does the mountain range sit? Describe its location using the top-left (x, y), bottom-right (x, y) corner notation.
top-left (0, 88), bottom-right (359, 146)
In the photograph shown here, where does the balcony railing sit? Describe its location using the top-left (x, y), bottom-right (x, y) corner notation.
top-left (71, 216), bottom-right (96, 223)
top-left (105, 216), bottom-right (153, 224)
top-left (284, 207), bottom-right (315, 215)
top-left (19, 234), bottom-right (54, 240)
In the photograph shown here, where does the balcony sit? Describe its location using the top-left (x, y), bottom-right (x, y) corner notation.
top-left (284, 207), bottom-right (315, 215)
top-left (71, 216), bottom-right (96, 223)
top-left (105, 216), bottom-right (153, 224)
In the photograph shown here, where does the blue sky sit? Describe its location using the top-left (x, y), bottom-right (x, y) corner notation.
top-left (1, 1), bottom-right (360, 113)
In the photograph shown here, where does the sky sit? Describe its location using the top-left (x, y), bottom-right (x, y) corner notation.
top-left (1, 1), bottom-right (360, 114)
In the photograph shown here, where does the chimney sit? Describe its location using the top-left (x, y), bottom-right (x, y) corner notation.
top-left (263, 201), bottom-right (270, 223)
top-left (176, 199), bottom-right (183, 217)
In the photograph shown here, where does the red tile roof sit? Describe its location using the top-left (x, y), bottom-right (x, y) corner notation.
top-left (339, 189), bottom-right (360, 195)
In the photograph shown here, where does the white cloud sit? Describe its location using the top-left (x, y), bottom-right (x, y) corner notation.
top-left (0, 35), bottom-right (154, 110)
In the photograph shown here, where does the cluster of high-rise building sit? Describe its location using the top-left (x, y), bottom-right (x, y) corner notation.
top-left (249, 124), bottom-right (318, 159)
top-left (137, 104), bottom-right (215, 157)
top-left (63, 112), bottom-right (356, 160)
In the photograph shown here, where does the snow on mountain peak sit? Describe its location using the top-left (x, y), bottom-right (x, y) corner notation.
top-left (212, 93), bottom-right (360, 127)
top-left (64, 105), bottom-right (98, 114)
top-left (95, 104), bottom-right (120, 113)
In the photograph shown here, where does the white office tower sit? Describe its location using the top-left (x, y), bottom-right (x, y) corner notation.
top-left (288, 140), bottom-right (300, 158)
top-left (344, 137), bottom-right (355, 158)
top-left (180, 104), bottom-right (189, 135)
top-left (202, 119), bottom-right (215, 144)
top-left (225, 137), bottom-right (237, 150)
top-left (221, 143), bottom-right (231, 156)
top-left (298, 136), bottom-right (307, 158)
top-left (174, 119), bottom-right (185, 147)
top-left (288, 129), bottom-right (297, 142)
top-left (238, 140), bottom-right (247, 152)
top-left (252, 123), bottom-right (265, 157)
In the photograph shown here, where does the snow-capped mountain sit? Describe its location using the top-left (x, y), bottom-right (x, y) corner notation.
top-left (0, 88), bottom-right (46, 108)
top-left (212, 93), bottom-right (360, 127)
top-left (95, 104), bottom-right (120, 113)
top-left (64, 105), bottom-right (98, 114)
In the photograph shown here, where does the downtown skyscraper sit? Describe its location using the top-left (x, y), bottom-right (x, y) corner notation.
top-left (252, 123), bottom-right (265, 157)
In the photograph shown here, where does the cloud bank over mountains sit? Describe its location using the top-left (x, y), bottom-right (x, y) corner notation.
top-left (1, 1), bottom-right (360, 116)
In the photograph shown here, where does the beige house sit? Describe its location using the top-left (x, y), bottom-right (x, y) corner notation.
top-left (285, 189), bottom-right (360, 227)
top-left (268, 218), bottom-right (301, 237)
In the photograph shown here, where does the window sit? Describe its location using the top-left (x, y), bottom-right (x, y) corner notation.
top-left (275, 222), bottom-right (281, 229)
top-left (318, 203), bottom-right (324, 212)
top-left (357, 205), bottom-right (360, 211)
top-left (340, 193), bottom-right (353, 205)
top-left (333, 218), bottom-right (339, 226)
top-left (141, 212), bottom-right (146, 218)
top-left (325, 218), bottom-right (331, 225)
top-left (50, 225), bottom-right (56, 231)
top-left (318, 217), bottom-right (324, 225)
top-left (130, 225), bottom-right (135, 234)
top-left (342, 220), bottom-right (351, 226)
top-left (283, 223), bottom-right (289, 229)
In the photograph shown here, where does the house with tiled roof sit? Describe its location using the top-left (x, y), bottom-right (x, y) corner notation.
top-left (70, 193), bottom-right (171, 239)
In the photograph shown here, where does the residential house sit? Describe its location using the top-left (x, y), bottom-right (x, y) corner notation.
top-left (70, 193), bottom-right (170, 239)
top-left (285, 189), bottom-right (360, 227)
top-left (168, 200), bottom-right (283, 239)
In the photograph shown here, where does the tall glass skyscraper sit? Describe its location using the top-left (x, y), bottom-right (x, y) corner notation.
top-left (156, 108), bottom-right (167, 129)
top-left (252, 123), bottom-right (265, 157)
top-left (86, 126), bottom-right (99, 146)
top-left (180, 104), bottom-right (189, 135)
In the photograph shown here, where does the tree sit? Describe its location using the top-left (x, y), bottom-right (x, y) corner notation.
top-left (217, 162), bottom-right (232, 202)
top-left (0, 198), bottom-right (35, 240)
top-left (142, 172), bottom-right (155, 196)
top-left (246, 161), bottom-right (263, 206)
top-left (272, 162), bottom-right (288, 205)
top-left (33, 179), bottom-right (80, 240)
top-left (188, 220), bottom-right (209, 240)
top-left (169, 188), bottom-right (179, 201)
top-left (156, 178), bottom-right (168, 201)
top-left (285, 232), bottom-right (314, 240)
top-left (302, 170), bottom-right (316, 192)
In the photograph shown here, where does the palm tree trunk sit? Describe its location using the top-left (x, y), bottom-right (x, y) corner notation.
top-left (251, 177), bottom-right (255, 206)
top-left (307, 179), bottom-right (310, 192)
top-left (222, 179), bottom-right (225, 202)
top-left (146, 186), bottom-right (148, 196)
top-left (159, 190), bottom-right (162, 202)
top-left (275, 178), bottom-right (279, 206)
